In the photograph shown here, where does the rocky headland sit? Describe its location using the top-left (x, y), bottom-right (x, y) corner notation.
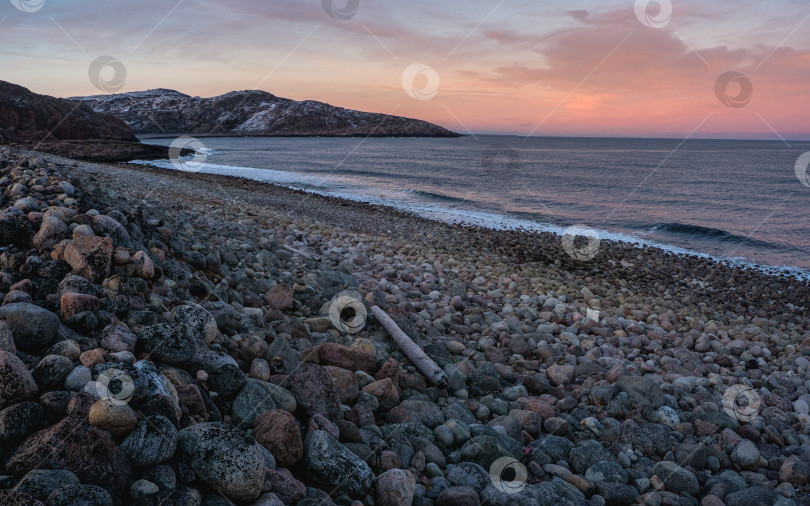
top-left (70, 89), bottom-right (460, 138)
top-left (0, 82), bottom-right (168, 163)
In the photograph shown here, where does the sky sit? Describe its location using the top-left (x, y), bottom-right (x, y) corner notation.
top-left (1, 0), bottom-right (809, 139)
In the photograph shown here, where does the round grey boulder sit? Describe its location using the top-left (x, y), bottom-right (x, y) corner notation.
top-left (177, 422), bottom-right (264, 503)
top-left (172, 304), bottom-right (218, 344)
top-left (652, 461), bottom-right (700, 497)
top-left (13, 469), bottom-right (80, 500)
top-left (121, 415), bottom-right (177, 466)
top-left (586, 460), bottom-right (628, 484)
top-left (0, 303), bottom-right (60, 352)
top-left (304, 430), bottom-right (374, 498)
top-left (46, 484), bottom-right (113, 506)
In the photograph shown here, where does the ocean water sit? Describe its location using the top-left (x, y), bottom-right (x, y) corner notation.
top-left (137, 135), bottom-right (810, 277)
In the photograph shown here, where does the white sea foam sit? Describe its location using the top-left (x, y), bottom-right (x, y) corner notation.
top-left (130, 158), bottom-right (810, 282)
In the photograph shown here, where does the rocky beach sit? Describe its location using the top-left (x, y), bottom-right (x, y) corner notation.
top-left (0, 145), bottom-right (808, 506)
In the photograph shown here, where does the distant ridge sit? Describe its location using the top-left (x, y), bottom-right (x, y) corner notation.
top-left (70, 89), bottom-right (460, 138)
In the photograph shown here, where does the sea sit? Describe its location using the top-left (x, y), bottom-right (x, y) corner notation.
top-left (136, 135), bottom-right (810, 279)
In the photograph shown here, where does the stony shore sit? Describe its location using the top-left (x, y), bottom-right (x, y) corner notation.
top-left (0, 145), bottom-right (808, 506)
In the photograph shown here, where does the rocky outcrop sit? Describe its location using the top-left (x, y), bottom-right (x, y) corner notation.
top-left (0, 81), bottom-right (135, 144)
top-left (0, 81), bottom-right (168, 162)
top-left (71, 88), bottom-right (461, 137)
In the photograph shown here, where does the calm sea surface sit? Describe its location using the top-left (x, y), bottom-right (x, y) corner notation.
top-left (139, 135), bottom-right (810, 277)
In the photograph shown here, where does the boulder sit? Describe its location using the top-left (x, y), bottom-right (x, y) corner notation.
top-left (6, 417), bottom-right (130, 495)
top-left (176, 422), bottom-right (265, 502)
top-left (120, 415), bottom-right (177, 466)
top-left (253, 409), bottom-right (303, 467)
top-left (304, 430), bottom-right (374, 498)
top-left (0, 351), bottom-right (38, 409)
top-left (63, 236), bottom-right (113, 282)
top-left (32, 215), bottom-right (69, 251)
top-left (0, 303), bottom-right (60, 352)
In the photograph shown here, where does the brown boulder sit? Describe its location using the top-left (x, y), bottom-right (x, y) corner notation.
top-left (0, 351), bottom-right (38, 409)
top-left (6, 417), bottom-right (131, 495)
top-left (60, 292), bottom-right (101, 320)
top-left (325, 366), bottom-right (359, 404)
top-left (316, 343), bottom-right (376, 374)
top-left (63, 236), bottom-right (113, 282)
top-left (175, 384), bottom-right (208, 421)
top-left (253, 409), bottom-right (303, 467)
top-left (130, 250), bottom-right (155, 279)
top-left (362, 378), bottom-right (399, 410)
top-left (265, 283), bottom-right (293, 311)
top-left (88, 398), bottom-right (138, 437)
top-left (375, 358), bottom-right (401, 384)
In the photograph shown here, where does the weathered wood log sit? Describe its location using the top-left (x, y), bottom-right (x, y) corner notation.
top-left (371, 305), bottom-right (448, 388)
top-left (282, 244), bottom-right (319, 260)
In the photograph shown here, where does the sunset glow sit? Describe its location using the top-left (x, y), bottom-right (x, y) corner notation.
top-left (2, 0), bottom-right (808, 139)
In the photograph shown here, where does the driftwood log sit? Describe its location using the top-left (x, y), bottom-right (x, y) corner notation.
top-left (371, 305), bottom-right (449, 388)
top-left (282, 244), bottom-right (320, 260)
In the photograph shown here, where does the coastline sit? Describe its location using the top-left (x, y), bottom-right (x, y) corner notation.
top-left (1, 145), bottom-right (809, 504)
top-left (131, 155), bottom-right (810, 285)
top-left (130, 142), bottom-right (810, 282)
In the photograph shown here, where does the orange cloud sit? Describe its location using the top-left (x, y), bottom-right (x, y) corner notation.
top-left (0, 1), bottom-right (807, 138)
